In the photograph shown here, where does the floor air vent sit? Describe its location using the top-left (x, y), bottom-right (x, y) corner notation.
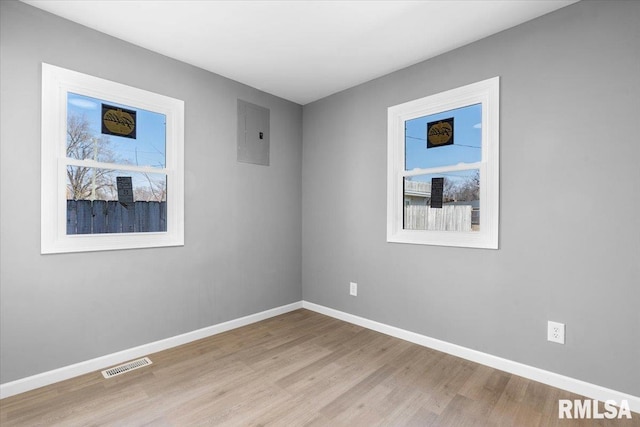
top-left (101, 357), bottom-right (152, 379)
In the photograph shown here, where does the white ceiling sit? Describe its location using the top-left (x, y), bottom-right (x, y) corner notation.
top-left (23, 0), bottom-right (578, 105)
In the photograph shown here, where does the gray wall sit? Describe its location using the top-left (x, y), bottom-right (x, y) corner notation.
top-left (302, 0), bottom-right (640, 396)
top-left (2, 0), bottom-right (638, 399)
top-left (0, 0), bottom-right (302, 383)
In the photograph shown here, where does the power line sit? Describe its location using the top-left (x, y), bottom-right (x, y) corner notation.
top-left (405, 135), bottom-right (480, 149)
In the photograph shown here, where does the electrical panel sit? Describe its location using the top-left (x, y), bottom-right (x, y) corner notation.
top-left (237, 99), bottom-right (270, 166)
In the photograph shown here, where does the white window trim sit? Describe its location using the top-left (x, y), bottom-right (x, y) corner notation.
top-left (41, 63), bottom-right (184, 254)
top-left (387, 77), bottom-right (499, 249)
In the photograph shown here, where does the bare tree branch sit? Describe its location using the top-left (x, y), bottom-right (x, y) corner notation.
top-left (66, 114), bottom-right (116, 200)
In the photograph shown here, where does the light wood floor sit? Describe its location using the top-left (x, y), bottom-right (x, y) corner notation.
top-left (1, 309), bottom-right (637, 426)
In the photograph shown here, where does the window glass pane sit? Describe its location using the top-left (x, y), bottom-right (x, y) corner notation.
top-left (66, 167), bottom-right (167, 234)
top-left (67, 93), bottom-right (166, 168)
top-left (405, 104), bottom-right (481, 170)
top-left (403, 170), bottom-right (480, 231)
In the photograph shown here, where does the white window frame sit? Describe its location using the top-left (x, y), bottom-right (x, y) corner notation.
top-left (41, 63), bottom-right (184, 254)
top-left (387, 77), bottom-right (499, 249)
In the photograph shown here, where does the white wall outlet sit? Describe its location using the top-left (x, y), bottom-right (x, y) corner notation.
top-left (548, 321), bottom-right (565, 344)
top-left (349, 282), bottom-right (357, 296)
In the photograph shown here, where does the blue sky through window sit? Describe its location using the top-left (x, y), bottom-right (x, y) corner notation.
top-left (405, 103), bottom-right (481, 174)
top-left (67, 93), bottom-right (166, 168)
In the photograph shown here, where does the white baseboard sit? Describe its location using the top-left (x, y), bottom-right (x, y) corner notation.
top-left (302, 301), bottom-right (640, 414)
top-left (0, 301), bottom-right (302, 399)
top-left (3, 299), bottom-right (638, 415)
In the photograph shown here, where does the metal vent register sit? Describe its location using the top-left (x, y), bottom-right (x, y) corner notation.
top-left (101, 357), bottom-right (152, 379)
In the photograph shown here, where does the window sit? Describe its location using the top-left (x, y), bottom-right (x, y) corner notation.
top-left (41, 63), bottom-right (184, 253)
top-left (387, 77), bottom-right (499, 248)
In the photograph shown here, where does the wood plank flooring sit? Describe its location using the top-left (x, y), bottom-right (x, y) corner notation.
top-left (1, 309), bottom-right (638, 426)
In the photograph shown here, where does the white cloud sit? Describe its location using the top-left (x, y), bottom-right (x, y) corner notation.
top-left (473, 123), bottom-right (482, 129)
top-left (69, 98), bottom-right (97, 110)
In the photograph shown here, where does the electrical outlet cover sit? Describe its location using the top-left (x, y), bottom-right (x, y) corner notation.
top-left (350, 282), bottom-right (357, 296)
top-left (547, 321), bottom-right (565, 344)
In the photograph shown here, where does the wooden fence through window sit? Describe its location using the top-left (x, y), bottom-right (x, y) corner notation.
top-left (404, 204), bottom-right (473, 231)
top-left (67, 200), bottom-right (167, 234)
